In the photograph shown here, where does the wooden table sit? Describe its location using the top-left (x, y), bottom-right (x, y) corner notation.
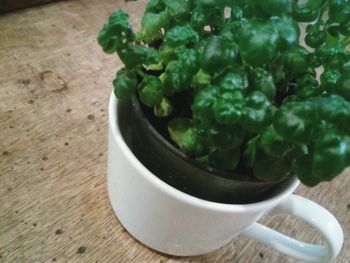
top-left (0, 1), bottom-right (349, 262)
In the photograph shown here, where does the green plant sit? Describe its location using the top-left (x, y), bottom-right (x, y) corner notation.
top-left (98, 0), bottom-right (350, 186)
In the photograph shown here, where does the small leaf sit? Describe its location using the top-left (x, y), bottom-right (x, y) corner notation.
top-left (196, 155), bottom-right (209, 164)
top-left (154, 98), bottom-right (173, 117)
top-left (163, 0), bottom-right (190, 18)
top-left (191, 69), bottom-right (211, 89)
top-left (295, 154), bottom-right (320, 187)
top-left (146, 62), bottom-right (164, 71)
top-left (208, 148), bottom-right (240, 171)
top-left (168, 118), bottom-right (205, 155)
top-left (260, 126), bottom-right (291, 157)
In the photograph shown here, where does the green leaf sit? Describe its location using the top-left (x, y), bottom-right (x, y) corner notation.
top-left (139, 76), bottom-right (163, 106)
top-left (312, 133), bottom-right (350, 181)
top-left (164, 25), bottom-right (199, 47)
top-left (195, 155), bottom-right (209, 164)
top-left (113, 68), bottom-right (137, 100)
top-left (250, 68), bottom-right (276, 101)
top-left (141, 11), bottom-right (169, 40)
top-left (146, 62), bottom-right (164, 71)
top-left (154, 98), bottom-right (173, 117)
top-left (199, 36), bottom-right (238, 74)
top-left (163, 0), bottom-right (190, 19)
top-left (254, 0), bottom-right (293, 16)
top-left (295, 154), bottom-right (320, 186)
top-left (213, 92), bottom-right (244, 125)
top-left (98, 9), bottom-right (134, 53)
top-left (208, 148), bottom-right (240, 171)
top-left (260, 125), bottom-right (291, 157)
top-left (191, 69), bottom-right (211, 89)
top-left (241, 91), bottom-right (273, 133)
top-left (192, 85), bottom-right (218, 121)
top-left (273, 101), bottom-right (316, 143)
top-left (270, 16), bottom-right (300, 49)
top-left (168, 118), bottom-right (205, 155)
top-left (238, 20), bottom-right (279, 66)
top-left (164, 60), bottom-right (192, 92)
top-left (135, 46), bottom-right (160, 66)
top-left (145, 0), bottom-right (165, 13)
top-left (117, 44), bottom-right (160, 68)
top-left (219, 71), bottom-right (248, 93)
top-left (209, 124), bottom-right (244, 149)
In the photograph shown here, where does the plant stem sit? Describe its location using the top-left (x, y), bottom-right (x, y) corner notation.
top-left (136, 67), bottom-right (148, 79)
top-left (221, 7), bottom-right (226, 26)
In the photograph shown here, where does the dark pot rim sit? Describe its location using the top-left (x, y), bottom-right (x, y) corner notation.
top-left (131, 93), bottom-right (286, 184)
top-left (112, 92), bottom-right (300, 205)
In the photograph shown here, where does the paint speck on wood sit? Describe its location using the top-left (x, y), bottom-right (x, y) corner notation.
top-left (21, 79), bottom-right (31, 85)
top-left (55, 229), bottom-right (63, 235)
top-left (77, 246), bottom-right (86, 254)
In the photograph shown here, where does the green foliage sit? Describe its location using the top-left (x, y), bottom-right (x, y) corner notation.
top-left (99, 0), bottom-right (350, 186)
top-left (140, 76), bottom-right (164, 106)
top-left (112, 68), bottom-right (137, 100)
top-left (238, 20), bottom-right (279, 66)
top-left (164, 26), bottom-right (199, 47)
top-left (199, 36), bottom-right (238, 74)
top-left (168, 118), bottom-right (206, 156)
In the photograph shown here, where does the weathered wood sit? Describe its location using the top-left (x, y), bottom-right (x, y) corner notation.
top-left (0, 0), bottom-right (59, 14)
top-left (0, 1), bottom-right (349, 262)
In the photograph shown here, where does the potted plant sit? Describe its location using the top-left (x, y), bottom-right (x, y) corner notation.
top-left (100, 0), bottom-right (347, 261)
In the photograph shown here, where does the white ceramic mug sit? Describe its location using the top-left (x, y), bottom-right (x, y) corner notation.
top-left (107, 94), bottom-right (344, 263)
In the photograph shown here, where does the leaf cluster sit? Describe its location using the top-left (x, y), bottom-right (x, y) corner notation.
top-left (98, 0), bottom-right (350, 186)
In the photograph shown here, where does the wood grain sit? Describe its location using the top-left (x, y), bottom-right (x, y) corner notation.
top-left (0, 1), bottom-right (349, 262)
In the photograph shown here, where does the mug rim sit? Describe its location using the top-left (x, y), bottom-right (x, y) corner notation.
top-left (109, 93), bottom-right (300, 212)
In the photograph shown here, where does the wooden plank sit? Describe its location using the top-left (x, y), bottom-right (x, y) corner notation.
top-left (0, 0), bottom-right (349, 262)
top-left (0, 0), bottom-right (59, 14)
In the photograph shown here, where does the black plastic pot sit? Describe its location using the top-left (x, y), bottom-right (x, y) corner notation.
top-left (117, 94), bottom-right (290, 204)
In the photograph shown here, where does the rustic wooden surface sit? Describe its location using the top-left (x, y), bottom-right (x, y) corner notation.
top-left (0, 1), bottom-right (349, 262)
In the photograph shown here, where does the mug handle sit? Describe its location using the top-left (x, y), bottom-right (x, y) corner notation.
top-left (243, 194), bottom-right (344, 263)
